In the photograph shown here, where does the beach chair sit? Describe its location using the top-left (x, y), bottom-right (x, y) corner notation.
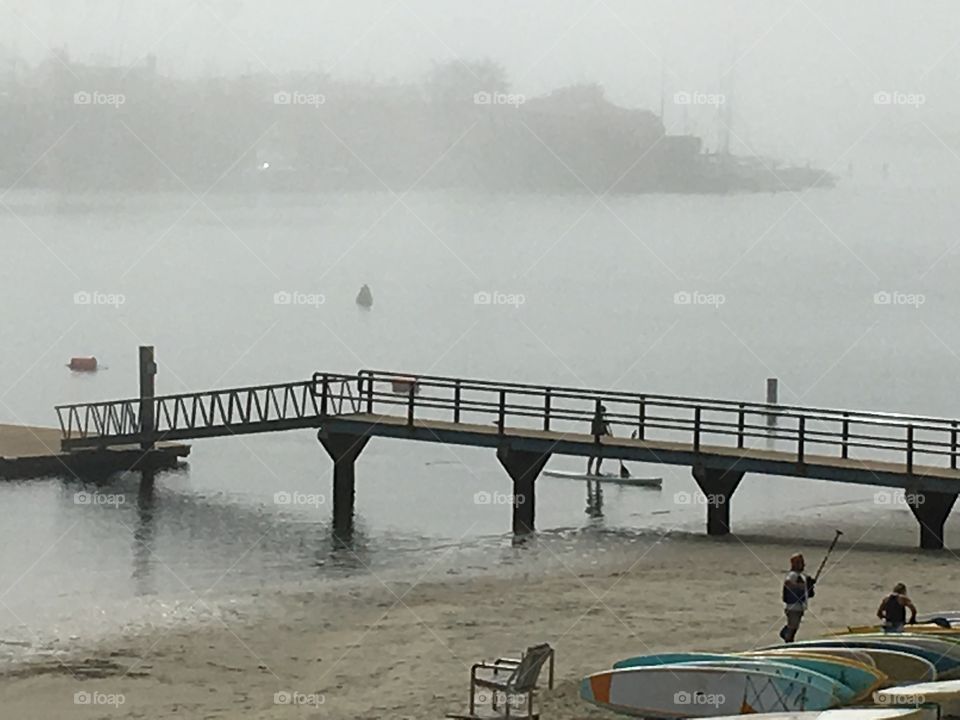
top-left (448, 643), bottom-right (555, 719)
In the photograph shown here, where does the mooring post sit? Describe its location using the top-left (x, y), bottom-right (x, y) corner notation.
top-left (496, 445), bottom-right (550, 534)
top-left (766, 377), bottom-right (778, 427)
top-left (691, 466), bottom-right (745, 535)
top-left (317, 431), bottom-right (369, 539)
top-left (139, 346), bottom-right (157, 451)
top-left (908, 490), bottom-right (957, 550)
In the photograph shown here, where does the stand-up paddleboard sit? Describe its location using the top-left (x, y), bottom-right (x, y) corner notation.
top-left (757, 647), bottom-right (934, 685)
top-left (748, 647), bottom-right (878, 668)
top-left (581, 664), bottom-right (843, 718)
top-left (874, 679), bottom-right (960, 704)
top-left (695, 709), bottom-right (934, 720)
top-left (542, 469), bottom-right (662, 487)
top-left (830, 634), bottom-right (960, 677)
top-left (761, 639), bottom-right (955, 677)
top-left (612, 653), bottom-right (877, 703)
top-left (833, 624), bottom-right (960, 636)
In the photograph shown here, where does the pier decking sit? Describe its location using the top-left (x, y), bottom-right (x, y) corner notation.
top-left (0, 423), bottom-right (189, 480)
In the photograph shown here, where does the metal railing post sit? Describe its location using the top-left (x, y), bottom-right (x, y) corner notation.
top-left (694, 407), bottom-right (701, 454)
top-left (498, 390), bottom-right (506, 434)
top-left (454, 380), bottom-right (461, 423)
top-left (952, 421), bottom-right (958, 470)
top-left (798, 416), bottom-right (806, 464)
top-left (365, 375), bottom-right (374, 414)
top-left (737, 403), bottom-right (745, 449)
top-left (638, 398), bottom-right (646, 440)
top-left (407, 384), bottom-right (416, 427)
top-left (543, 388), bottom-right (552, 432)
top-left (320, 374), bottom-right (329, 417)
top-left (907, 424), bottom-right (914, 475)
top-left (842, 413), bottom-right (849, 459)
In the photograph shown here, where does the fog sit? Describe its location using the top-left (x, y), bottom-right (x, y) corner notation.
top-left (3, 1), bottom-right (960, 168)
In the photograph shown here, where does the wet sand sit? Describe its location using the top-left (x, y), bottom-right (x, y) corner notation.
top-left (2, 526), bottom-right (958, 719)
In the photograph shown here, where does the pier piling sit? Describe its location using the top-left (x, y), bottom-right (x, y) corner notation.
top-left (318, 431), bottom-right (369, 539)
top-left (496, 445), bottom-right (550, 534)
top-left (692, 466), bottom-right (744, 535)
top-left (908, 490), bottom-right (957, 550)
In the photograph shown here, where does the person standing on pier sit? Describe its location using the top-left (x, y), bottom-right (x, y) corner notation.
top-left (587, 404), bottom-right (611, 476)
top-left (780, 553), bottom-right (815, 643)
top-left (877, 583), bottom-right (917, 632)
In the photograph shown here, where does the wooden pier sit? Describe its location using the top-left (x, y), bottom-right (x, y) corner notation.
top-left (49, 360), bottom-right (960, 550)
top-left (0, 423), bottom-right (189, 480)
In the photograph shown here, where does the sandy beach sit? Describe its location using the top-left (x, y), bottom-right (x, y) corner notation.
top-left (2, 526), bottom-right (958, 720)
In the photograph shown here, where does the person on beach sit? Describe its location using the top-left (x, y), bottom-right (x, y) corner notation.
top-left (587, 404), bottom-right (611, 476)
top-left (877, 583), bottom-right (917, 632)
top-left (780, 553), bottom-right (816, 643)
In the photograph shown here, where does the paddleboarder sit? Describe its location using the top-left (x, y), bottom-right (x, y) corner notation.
top-left (587, 404), bottom-right (611, 476)
top-left (876, 583), bottom-right (917, 632)
top-left (780, 553), bottom-right (816, 643)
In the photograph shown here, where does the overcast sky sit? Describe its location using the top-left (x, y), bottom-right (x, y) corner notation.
top-left (3, 1), bottom-right (960, 166)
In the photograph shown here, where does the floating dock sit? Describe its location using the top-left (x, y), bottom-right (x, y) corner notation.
top-left (0, 423), bottom-right (189, 480)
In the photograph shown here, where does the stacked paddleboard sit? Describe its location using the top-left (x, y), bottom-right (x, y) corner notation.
top-left (581, 626), bottom-right (960, 717)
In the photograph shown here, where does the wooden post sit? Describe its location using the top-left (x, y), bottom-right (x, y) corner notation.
top-left (139, 346), bottom-right (156, 450)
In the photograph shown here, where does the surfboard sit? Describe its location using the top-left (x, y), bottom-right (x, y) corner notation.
top-left (749, 646), bottom-right (877, 668)
top-left (541, 469), bottom-right (662, 487)
top-left (874, 679), bottom-right (960, 704)
top-left (581, 664), bottom-right (843, 718)
top-left (613, 653), bottom-right (874, 702)
top-left (830, 634), bottom-right (960, 674)
top-left (756, 646), bottom-right (934, 684)
top-left (696, 709), bottom-right (933, 720)
top-left (835, 624), bottom-right (960, 635)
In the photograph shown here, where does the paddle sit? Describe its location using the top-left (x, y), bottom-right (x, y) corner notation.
top-left (813, 529), bottom-right (843, 583)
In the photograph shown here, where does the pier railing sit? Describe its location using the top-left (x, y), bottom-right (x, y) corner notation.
top-left (57, 368), bottom-right (960, 475)
top-left (56, 378), bottom-right (359, 449)
top-left (310, 370), bottom-right (960, 474)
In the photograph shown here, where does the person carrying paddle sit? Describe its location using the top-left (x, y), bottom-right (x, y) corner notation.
top-left (780, 553), bottom-right (816, 643)
top-left (877, 583), bottom-right (917, 633)
top-left (587, 403), bottom-right (611, 476)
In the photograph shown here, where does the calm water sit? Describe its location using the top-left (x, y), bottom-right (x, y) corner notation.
top-left (2, 181), bottom-right (960, 657)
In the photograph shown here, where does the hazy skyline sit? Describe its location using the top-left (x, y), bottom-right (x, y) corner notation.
top-left (3, 1), bottom-right (960, 165)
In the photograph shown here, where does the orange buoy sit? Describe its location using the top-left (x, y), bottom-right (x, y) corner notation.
top-left (69, 357), bottom-right (98, 372)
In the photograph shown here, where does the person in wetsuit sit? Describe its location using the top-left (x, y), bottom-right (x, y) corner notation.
top-left (780, 553), bottom-right (816, 643)
top-left (877, 583), bottom-right (917, 632)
